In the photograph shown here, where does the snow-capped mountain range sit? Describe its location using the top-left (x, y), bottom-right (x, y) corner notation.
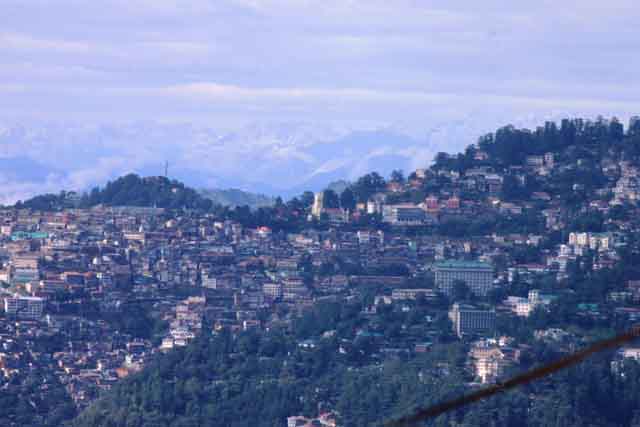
top-left (0, 112), bottom-right (575, 205)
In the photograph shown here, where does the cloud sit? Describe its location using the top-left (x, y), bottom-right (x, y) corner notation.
top-left (159, 82), bottom-right (441, 102)
top-left (0, 84), bottom-right (26, 93)
top-left (0, 33), bottom-right (91, 54)
top-left (0, 0), bottom-right (637, 127)
top-left (150, 82), bottom-right (639, 119)
top-left (0, 155), bottom-right (147, 205)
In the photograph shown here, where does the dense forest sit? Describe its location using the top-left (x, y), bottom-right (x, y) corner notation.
top-left (0, 368), bottom-right (76, 427)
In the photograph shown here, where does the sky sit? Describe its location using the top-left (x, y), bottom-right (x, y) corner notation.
top-left (1, 0), bottom-right (639, 129)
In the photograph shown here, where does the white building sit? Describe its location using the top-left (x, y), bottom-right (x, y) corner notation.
top-left (435, 260), bottom-right (494, 296)
top-left (382, 204), bottom-right (425, 225)
top-left (470, 339), bottom-right (519, 383)
top-left (3, 296), bottom-right (44, 320)
top-left (311, 192), bottom-right (324, 218)
top-left (505, 290), bottom-right (554, 318)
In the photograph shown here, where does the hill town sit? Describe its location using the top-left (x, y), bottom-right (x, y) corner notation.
top-left (3, 116), bottom-right (640, 427)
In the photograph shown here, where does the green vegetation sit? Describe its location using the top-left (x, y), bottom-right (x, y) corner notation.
top-left (71, 300), bottom-right (465, 427)
top-left (434, 118), bottom-right (633, 172)
top-left (0, 368), bottom-right (76, 427)
top-left (82, 175), bottom-right (214, 210)
top-left (17, 174), bottom-right (214, 211)
top-left (70, 297), bottom-right (640, 427)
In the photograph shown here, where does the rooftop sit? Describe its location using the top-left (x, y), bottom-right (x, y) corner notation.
top-left (434, 260), bottom-right (493, 270)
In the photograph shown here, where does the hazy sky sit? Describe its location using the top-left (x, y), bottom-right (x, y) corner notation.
top-left (1, 0), bottom-right (638, 129)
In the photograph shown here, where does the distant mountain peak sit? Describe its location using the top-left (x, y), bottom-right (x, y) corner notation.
top-left (0, 115), bottom-right (570, 204)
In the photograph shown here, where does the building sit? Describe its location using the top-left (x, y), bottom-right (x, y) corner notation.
top-left (469, 340), bottom-right (519, 383)
top-left (485, 174), bottom-right (503, 194)
top-left (11, 253), bottom-right (40, 269)
top-left (202, 275), bottom-right (218, 289)
top-left (568, 231), bottom-right (615, 252)
top-left (503, 290), bottom-right (555, 318)
top-left (323, 208), bottom-right (349, 224)
top-left (382, 204), bottom-right (425, 225)
top-left (446, 195), bottom-right (461, 210)
top-left (263, 283), bottom-right (282, 299)
top-left (526, 155), bottom-right (545, 168)
top-left (366, 199), bottom-right (382, 214)
top-left (11, 268), bottom-right (39, 285)
top-left (613, 162), bottom-right (640, 203)
top-left (448, 303), bottom-right (496, 338)
top-left (544, 152), bottom-right (555, 168)
top-left (287, 412), bottom-right (337, 427)
top-left (366, 193), bottom-right (386, 214)
top-left (311, 192), bottom-right (324, 218)
top-left (3, 296), bottom-right (45, 320)
top-left (588, 233), bottom-right (613, 251)
top-left (568, 231), bottom-right (590, 247)
top-left (424, 196), bottom-right (439, 213)
top-left (434, 260), bottom-right (493, 296)
top-left (391, 288), bottom-right (438, 301)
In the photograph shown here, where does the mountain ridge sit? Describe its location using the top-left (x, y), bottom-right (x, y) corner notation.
top-left (0, 113), bottom-right (586, 204)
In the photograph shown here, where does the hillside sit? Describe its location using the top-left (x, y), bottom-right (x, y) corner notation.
top-left (71, 298), bottom-right (640, 427)
top-left (64, 115), bottom-right (640, 427)
top-left (71, 300), bottom-right (465, 427)
top-left (7, 116), bottom-right (640, 427)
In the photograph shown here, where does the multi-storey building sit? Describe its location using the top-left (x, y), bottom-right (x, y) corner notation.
top-left (435, 260), bottom-right (493, 296)
top-left (469, 341), bottom-right (519, 383)
top-left (448, 303), bottom-right (496, 338)
top-left (382, 204), bottom-right (425, 225)
top-left (263, 283), bottom-right (282, 299)
top-left (3, 296), bottom-right (44, 320)
top-left (311, 192), bottom-right (324, 218)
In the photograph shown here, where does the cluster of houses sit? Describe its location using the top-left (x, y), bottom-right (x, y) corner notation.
top-left (5, 122), bottom-right (640, 418)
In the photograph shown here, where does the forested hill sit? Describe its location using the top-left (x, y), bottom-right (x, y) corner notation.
top-left (433, 117), bottom-right (640, 172)
top-left (70, 298), bottom-right (640, 427)
top-left (15, 174), bottom-right (214, 211)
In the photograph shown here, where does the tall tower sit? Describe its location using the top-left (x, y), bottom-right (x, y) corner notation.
top-left (311, 192), bottom-right (324, 218)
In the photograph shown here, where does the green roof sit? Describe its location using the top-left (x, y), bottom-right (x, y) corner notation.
top-left (10, 231), bottom-right (49, 241)
top-left (434, 260), bottom-right (493, 270)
